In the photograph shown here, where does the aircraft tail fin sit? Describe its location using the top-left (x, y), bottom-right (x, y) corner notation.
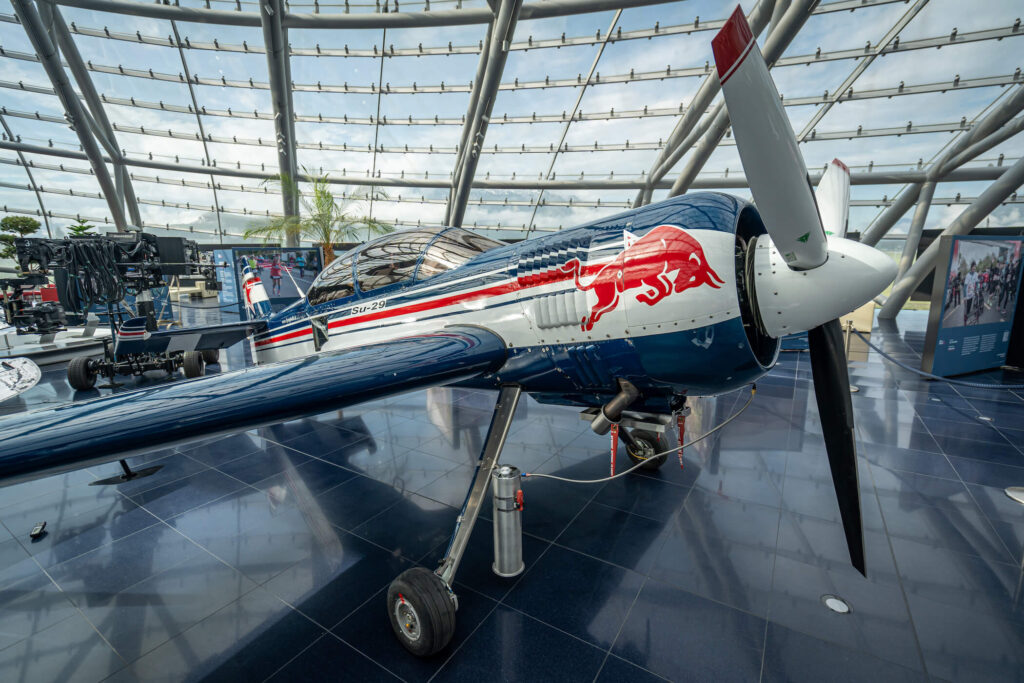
top-left (240, 262), bottom-right (273, 319)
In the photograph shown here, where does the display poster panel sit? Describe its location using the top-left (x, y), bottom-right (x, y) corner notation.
top-left (229, 247), bottom-right (323, 319)
top-left (212, 249), bottom-right (237, 309)
top-left (923, 235), bottom-right (1023, 376)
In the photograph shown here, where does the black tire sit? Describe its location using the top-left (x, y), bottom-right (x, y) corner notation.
top-left (386, 567), bottom-right (456, 657)
top-left (182, 351), bottom-right (205, 378)
top-left (67, 356), bottom-right (97, 391)
top-left (201, 348), bottom-right (220, 365)
top-left (625, 428), bottom-right (670, 470)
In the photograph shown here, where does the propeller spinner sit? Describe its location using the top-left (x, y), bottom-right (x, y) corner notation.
top-left (713, 6), bottom-right (896, 575)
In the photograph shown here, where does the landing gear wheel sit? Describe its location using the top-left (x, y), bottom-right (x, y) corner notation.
top-left (67, 356), bottom-right (97, 391)
top-left (182, 351), bottom-right (205, 379)
top-left (201, 348), bottom-right (220, 365)
top-left (387, 567), bottom-right (456, 657)
top-left (625, 429), bottom-right (669, 470)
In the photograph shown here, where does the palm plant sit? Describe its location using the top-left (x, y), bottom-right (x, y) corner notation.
top-left (243, 170), bottom-right (393, 264)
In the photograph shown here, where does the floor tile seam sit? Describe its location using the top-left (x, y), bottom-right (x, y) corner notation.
top-left (129, 468), bottom-right (255, 516)
top-left (913, 415), bottom-right (1020, 564)
top-left (258, 633), bottom-right (340, 683)
top-left (0, 485), bottom-right (151, 541)
top-left (17, 516), bottom-right (166, 576)
top-left (759, 478), bottom-right (787, 683)
top-left (155, 482), bottom-right (263, 529)
top-left (39, 519), bottom-right (194, 593)
top-left (0, 612), bottom-right (78, 654)
top-left (861, 447), bottom-right (932, 678)
top-left (585, 496), bottom-right (688, 527)
top-left (422, 601), bottom-right (501, 683)
top-left (257, 434), bottom-right (361, 469)
top-left (141, 517), bottom-right (262, 595)
top-left (591, 571), bottom-right (650, 683)
top-left (493, 538), bottom-right (556, 606)
top-left (103, 580), bottom-right (280, 674)
top-left (488, 600), bottom-right (615, 656)
top-left (868, 459), bottom-right (961, 483)
top-left (315, 630), bottom-right (409, 682)
top-left (25, 550), bottom-right (130, 668)
top-left (546, 536), bottom-right (661, 578)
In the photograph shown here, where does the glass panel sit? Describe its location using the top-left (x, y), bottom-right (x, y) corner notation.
top-left (355, 229), bottom-right (436, 292)
top-left (417, 226), bottom-right (504, 279)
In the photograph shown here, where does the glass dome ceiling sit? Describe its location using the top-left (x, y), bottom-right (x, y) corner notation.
top-left (0, 0), bottom-right (1020, 246)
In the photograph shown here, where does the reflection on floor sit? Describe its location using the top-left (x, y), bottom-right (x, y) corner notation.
top-left (0, 307), bottom-right (1022, 682)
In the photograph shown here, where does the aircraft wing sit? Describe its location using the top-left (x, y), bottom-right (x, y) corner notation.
top-left (0, 326), bottom-right (506, 487)
top-left (112, 317), bottom-right (267, 355)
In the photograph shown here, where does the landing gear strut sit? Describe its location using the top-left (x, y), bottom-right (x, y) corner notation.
top-left (387, 384), bottom-right (522, 656)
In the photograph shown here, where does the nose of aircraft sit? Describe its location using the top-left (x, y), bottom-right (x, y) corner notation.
top-left (752, 235), bottom-right (897, 338)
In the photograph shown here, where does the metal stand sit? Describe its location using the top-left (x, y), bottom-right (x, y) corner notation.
top-left (436, 384), bottom-right (522, 588)
top-left (843, 319), bottom-right (860, 393)
top-left (89, 458), bottom-right (163, 486)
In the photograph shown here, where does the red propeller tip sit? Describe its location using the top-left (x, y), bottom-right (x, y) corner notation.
top-left (832, 158), bottom-right (850, 173)
top-left (712, 5), bottom-right (755, 83)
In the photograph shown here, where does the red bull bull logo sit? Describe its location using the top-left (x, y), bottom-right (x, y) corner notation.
top-left (560, 225), bottom-right (724, 331)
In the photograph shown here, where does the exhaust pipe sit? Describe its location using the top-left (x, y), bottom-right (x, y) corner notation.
top-left (589, 379), bottom-right (639, 435)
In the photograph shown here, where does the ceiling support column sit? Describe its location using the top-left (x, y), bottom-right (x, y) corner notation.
top-left (46, 4), bottom-right (142, 226)
top-left (446, 0), bottom-right (521, 228)
top-left (12, 0), bottom-right (127, 230)
top-left (878, 155), bottom-right (1024, 319)
top-left (668, 0), bottom-right (815, 198)
top-left (260, 0), bottom-right (299, 244)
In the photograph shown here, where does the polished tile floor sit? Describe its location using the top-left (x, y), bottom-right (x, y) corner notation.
top-left (1, 307), bottom-right (1022, 682)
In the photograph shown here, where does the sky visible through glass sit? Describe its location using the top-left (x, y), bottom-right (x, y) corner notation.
top-left (0, 0), bottom-right (1020, 247)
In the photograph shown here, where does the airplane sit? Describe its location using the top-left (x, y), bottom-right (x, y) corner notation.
top-left (0, 7), bottom-right (895, 657)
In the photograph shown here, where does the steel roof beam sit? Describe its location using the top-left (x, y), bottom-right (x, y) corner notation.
top-left (635, 0), bottom-right (776, 208)
top-left (12, 21), bottom-right (1020, 95)
top-left (796, 0), bottom-right (930, 142)
top-left (48, 6), bottom-right (141, 226)
top-left (0, 113), bottom-right (50, 236)
top-left (48, 0), bottom-right (677, 28)
top-left (4, 71), bottom-right (1018, 125)
top-left (22, 0), bottom-right (976, 59)
top-left (1, 139), bottom-right (1009, 189)
top-left (860, 85), bottom-right (1024, 246)
top-left (10, 0), bottom-right (126, 230)
top-left (525, 9), bottom-right (621, 236)
top-left (259, 0), bottom-right (299, 226)
top-left (669, 0), bottom-right (815, 198)
top-left (0, 107), bottom-right (1002, 152)
top-left (447, 0), bottom-right (521, 227)
top-left (878, 155), bottom-right (1024, 319)
top-left (5, 155), bottom-right (1017, 206)
top-left (171, 20), bottom-right (223, 242)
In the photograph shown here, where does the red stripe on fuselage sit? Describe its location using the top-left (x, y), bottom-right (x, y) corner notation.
top-left (254, 257), bottom-right (613, 349)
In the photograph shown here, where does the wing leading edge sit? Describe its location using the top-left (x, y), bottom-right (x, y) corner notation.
top-left (0, 326), bottom-right (506, 487)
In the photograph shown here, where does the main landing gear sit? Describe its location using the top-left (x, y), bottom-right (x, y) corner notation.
top-left (386, 385), bottom-right (523, 656)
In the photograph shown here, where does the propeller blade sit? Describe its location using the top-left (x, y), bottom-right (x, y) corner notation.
top-left (806, 318), bottom-right (866, 576)
top-left (816, 158), bottom-right (851, 238)
top-left (712, 6), bottom-right (828, 270)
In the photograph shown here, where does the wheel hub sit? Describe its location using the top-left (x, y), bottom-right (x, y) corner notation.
top-left (631, 439), bottom-right (655, 460)
top-left (393, 596), bottom-right (421, 642)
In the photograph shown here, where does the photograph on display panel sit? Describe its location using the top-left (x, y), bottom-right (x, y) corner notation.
top-left (233, 247), bottom-right (323, 302)
top-left (940, 239), bottom-right (1023, 328)
top-left (923, 235), bottom-right (1024, 376)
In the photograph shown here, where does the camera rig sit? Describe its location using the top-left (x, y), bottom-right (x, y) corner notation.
top-left (1, 232), bottom-right (213, 335)
top-left (1, 232), bottom-right (221, 388)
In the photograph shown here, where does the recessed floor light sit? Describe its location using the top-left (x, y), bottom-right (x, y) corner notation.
top-left (821, 594), bottom-right (851, 614)
top-left (978, 416), bottom-right (993, 422)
